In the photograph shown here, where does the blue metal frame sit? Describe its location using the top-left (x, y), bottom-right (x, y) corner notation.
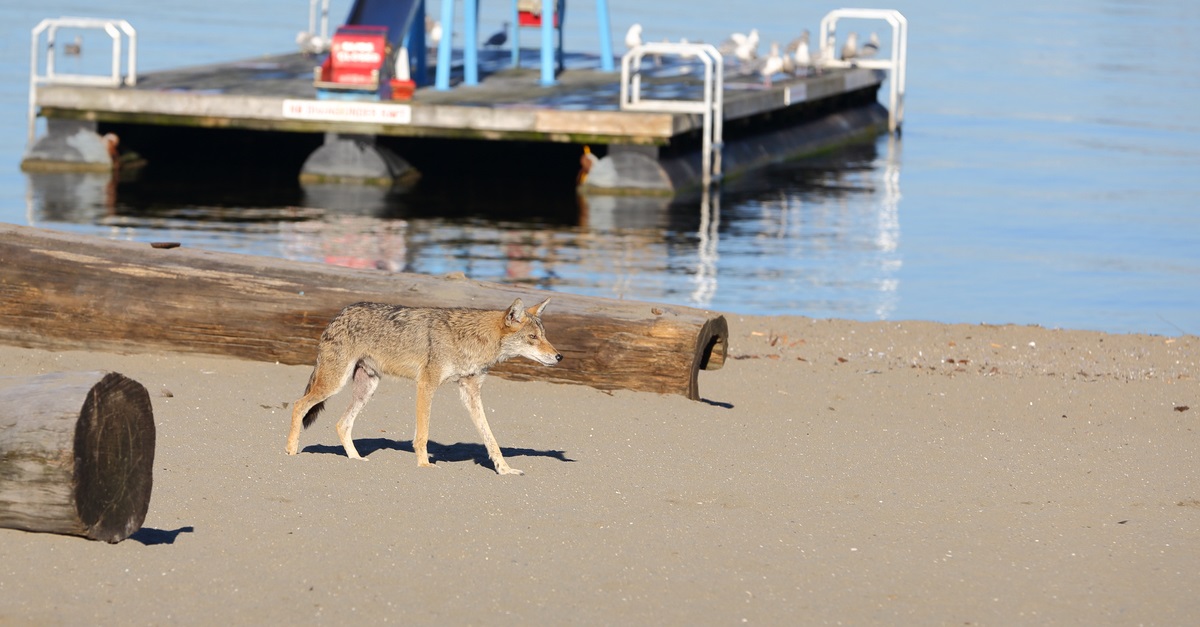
top-left (596, 0), bottom-right (613, 72)
top-left (435, 0), bottom-right (455, 89)
top-left (435, 0), bottom-right (614, 91)
top-left (537, 0), bottom-right (562, 86)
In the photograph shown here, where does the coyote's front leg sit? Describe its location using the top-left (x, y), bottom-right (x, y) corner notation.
top-left (458, 375), bottom-right (522, 475)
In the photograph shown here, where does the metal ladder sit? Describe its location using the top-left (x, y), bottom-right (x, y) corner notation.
top-left (619, 42), bottom-right (724, 188)
top-left (817, 8), bottom-right (908, 134)
top-left (27, 16), bottom-right (138, 147)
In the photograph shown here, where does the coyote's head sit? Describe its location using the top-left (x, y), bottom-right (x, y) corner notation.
top-left (502, 298), bottom-right (562, 366)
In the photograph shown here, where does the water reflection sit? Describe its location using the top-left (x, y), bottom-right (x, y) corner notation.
top-left (691, 190), bottom-right (720, 306)
top-left (717, 138), bottom-right (903, 318)
top-left (300, 182), bottom-right (401, 216)
top-left (577, 193), bottom-right (671, 231)
top-left (25, 172), bottom-right (116, 225)
top-left (876, 134), bottom-right (902, 319)
top-left (282, 214), bottom-right (411, 272)
top-left (22, 138), bottom-right (904, 318)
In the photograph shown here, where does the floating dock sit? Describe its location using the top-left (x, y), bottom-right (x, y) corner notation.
top-left (22, 9), bottom-right (907, 196)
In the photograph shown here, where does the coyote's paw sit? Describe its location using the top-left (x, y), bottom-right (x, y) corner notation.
top-left (497, 466), bottom-right (525, 476)
top-left (418, 460), bottom-right (438, 469)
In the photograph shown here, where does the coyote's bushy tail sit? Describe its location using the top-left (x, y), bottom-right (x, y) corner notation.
top-left (301, 368), bottom-right (325, 429)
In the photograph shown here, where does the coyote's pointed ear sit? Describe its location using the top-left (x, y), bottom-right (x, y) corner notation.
top-left (528, 297), bottom-right (551, 318)
top-left (504, 298), bottom-right (526, 327)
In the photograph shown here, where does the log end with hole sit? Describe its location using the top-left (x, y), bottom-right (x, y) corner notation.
top-left (0, 371), bottom-right (155, 543)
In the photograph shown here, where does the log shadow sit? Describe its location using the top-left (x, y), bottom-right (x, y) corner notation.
top-left (303, 438), bottom-right (575, 469)
top-left (701, 398), bottom-right (734, 409)
top-left (129, 526), bottom-right (195, 546)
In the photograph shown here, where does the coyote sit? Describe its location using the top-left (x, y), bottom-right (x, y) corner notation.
top-left (285, 298), bottom-right (562, 475)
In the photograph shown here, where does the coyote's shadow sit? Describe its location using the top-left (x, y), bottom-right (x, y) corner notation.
top-left (304, 438), bottom-right (574, 468)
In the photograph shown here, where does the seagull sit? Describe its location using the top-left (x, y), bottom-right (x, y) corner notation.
top-left (426, 17), bottom-right (443, 49)
top-left (841, 31), bottom-right (859, 61)
top-left (819, 32), bottom-right (836, 65)
top-left (735, 28), bottom-right (760, 63)
top-left (785, 30), bottom-right (811, 75)
top-left (860, 32), bottom-right (880, 59)
top-left (784, 30), bottom-right (808, 56)
top-left (64, 35), bottom-right (82, 56)
top-left (624, 23), bottom-right (643, 49)
top-left (805, 33), bottom-right (832, 74)
top-left (295, 31), bottom-right (328, 55)
top-left (484, 22), bottom-right (509, 48)
top-left (760, 42), bottom-right (783, 87)
top-left (719, 29), bottom-right (759, 62)
top-left (717, 34), bottom-right (736, 55)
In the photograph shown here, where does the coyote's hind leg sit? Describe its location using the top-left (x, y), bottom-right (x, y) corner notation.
top-left (336, 361), bottom-right (380, 460)
top-left (287, 356), bottom-right (353, 456)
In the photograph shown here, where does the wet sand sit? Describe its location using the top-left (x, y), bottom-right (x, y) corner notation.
top-left (0, 315), bottom-right (1197, 624)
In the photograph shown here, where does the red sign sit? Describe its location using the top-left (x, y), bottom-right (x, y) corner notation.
top-left (323, 25), bottom-right (387, 87)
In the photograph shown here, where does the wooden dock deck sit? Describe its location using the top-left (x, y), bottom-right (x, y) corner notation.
top-left (28, 49), bottom-right (890, 193)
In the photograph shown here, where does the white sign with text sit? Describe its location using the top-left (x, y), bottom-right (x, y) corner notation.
top-left (282, 99), bottom-right (412, 125)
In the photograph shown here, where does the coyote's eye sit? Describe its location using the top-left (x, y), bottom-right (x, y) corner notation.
top-left (528, 333), bottom-right (538, 340)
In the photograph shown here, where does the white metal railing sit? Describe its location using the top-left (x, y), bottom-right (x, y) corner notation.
top-left (306, 0), bottom-right (332, 46)
top-left (620, 42), bottom-right (724, 187)
top-left (817, 8), bottom-right (907, 133)
top-left (28, 16), bottom-right (137, 147)
top-left (302, 0), bottom-right (331, 50)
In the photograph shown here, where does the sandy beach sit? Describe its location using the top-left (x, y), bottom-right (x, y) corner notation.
top-left (0, 314), bottom-right (1197, 624)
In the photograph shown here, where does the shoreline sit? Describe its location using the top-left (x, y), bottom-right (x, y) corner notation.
top-left (0, 313), bottom-right (1196, 624)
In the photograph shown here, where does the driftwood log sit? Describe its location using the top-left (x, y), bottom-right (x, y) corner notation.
top-left (0, 371), bottom-right (154, 543)
top-left (0, 224), bottom-right (727, 399)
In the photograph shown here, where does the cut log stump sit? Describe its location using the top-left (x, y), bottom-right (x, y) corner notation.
top-left (0, 223), bottom-right (727, 400)
top-left (0, 371), bottom-right (155, 543)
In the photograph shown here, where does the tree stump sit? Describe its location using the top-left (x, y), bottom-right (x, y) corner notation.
top-left (0, 371), bottom-right (155, 543)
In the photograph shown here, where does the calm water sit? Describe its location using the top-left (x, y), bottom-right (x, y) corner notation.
top-left (2, 1), bottom-right (1198, 336)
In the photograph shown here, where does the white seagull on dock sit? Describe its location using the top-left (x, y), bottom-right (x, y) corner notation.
top-left (785, 30), bottom-right (811, 75)
top-left (841, 31), bottom-right (859, 61)
top-left (426, 17), bottom-right (443, 49)
top-left (819, 32), bottom-right (835, 66)
top-left (860, 32), bottom-right (880, 59)
top-left (295, 31), bottom-right (328, 55)
top-left (760, 42), bottom-right (784, 87)
top-left (735, 29), bottom-right (760, 62)
top-left (625, 23), bottom-right (643, 49)
top-left (719, 29), bottom-right (759, 63)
